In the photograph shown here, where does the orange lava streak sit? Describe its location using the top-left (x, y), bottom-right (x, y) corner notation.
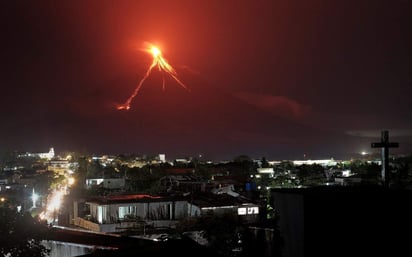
top-left (117, 44), bottom-right (189, 110)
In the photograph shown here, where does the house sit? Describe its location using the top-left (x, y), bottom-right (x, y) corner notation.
top-left (73, 194), bottom-right (188, 233)
top-left (187, 192), bottom-right (262, 224)
top-left (71, 190), bottom-right (263, 234)
top-left (85, 178), bottom-right (125, 190)
top-left (47, 159), bottom-right (70, 175)
top-left (159, 174), bottom-right (208, 192)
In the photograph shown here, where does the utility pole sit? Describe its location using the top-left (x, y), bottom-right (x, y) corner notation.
top-left (371, 130), bottom-right (399, 188)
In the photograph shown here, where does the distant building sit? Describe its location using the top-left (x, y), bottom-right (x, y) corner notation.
top-left (18, 147), bottom-right (55, 160)
top-left (158, 154), bottom-right (166, 163)
top-left (174, 158), bottom-right (190, 164)
top-left (92, 155), bottom-right (115, 167)
top-left (85, 178), bottom-right (126, 190)
top-left (292, 158), bottom-right (338, 167)
top-left (159, 174), bottom-right (207, 192)
top-left (187, 193), bottom-right (261, 224)
top-left (47, 159), bottom-right (70, 175)
top-left (38, 147), bottom-right (55, 159)
top-left (0, 177), bottom-right (9, 192)
top-left (257, 167), bottom-right (274, 175)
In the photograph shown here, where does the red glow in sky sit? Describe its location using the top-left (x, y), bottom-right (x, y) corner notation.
top-left (1, 1), bottom-right (411, 160)
top-left (117, 43), bottom-right (190, 110)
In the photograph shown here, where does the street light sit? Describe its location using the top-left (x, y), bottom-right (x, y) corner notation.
top-left (32, 188), bottom-right (39, 208)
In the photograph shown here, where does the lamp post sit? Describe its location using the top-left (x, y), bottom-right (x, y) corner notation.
top-left (32, 188), bottom-right (39, 208)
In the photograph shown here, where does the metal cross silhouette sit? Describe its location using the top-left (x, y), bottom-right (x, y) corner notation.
top-left (371, 130), bottom-right (399, 188)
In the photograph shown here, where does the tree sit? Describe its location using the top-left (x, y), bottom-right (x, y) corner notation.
top-left (232, 155), bottom-right (257, 175)
top-left (260, 157), bottom-right (270, 168)
top-left (0, 206), bottom-right (50, 257)
top-left (175, 212), bottom-right (243, 257)
top-left (175, 211), bottom-right (283, 257)
top-left (350, 161), bottom-right (380, 185)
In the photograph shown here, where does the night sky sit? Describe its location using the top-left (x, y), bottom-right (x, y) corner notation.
top-left (1, 0), bottom-right (411, 160)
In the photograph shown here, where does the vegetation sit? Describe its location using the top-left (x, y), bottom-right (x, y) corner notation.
top-left (1, 150), bottom-right (412, 257)
top-left (0, 205), bottom-right (50, 257)
top-left (175, 211), bottom-right (282, 257)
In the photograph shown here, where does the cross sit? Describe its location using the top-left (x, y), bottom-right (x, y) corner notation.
top-left (371, 130), bottom-right (399, 188)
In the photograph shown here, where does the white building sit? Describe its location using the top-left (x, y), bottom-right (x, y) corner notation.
top-left (73, 194), bottom-right (188, 233)
top-left (293, 158), bottom-right (338, 167)
top-left (19, 147), bottom-right (55, 160)
top-left (72, 192), bottom-right (262, 233)
top-left (85, 178), bottom-right (125, 189)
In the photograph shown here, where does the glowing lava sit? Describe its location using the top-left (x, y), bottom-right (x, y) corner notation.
top-left (117, 43), bottom-right (190, 110)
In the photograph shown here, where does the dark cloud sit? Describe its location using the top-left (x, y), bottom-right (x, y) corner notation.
top-left (233, 92), bottom-right (311, 121)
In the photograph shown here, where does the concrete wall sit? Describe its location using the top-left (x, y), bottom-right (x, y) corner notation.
top-left (41, 240), bottom-right (95, 257)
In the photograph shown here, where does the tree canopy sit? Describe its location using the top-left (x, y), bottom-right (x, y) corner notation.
top-left (0, 206), bottom-right (50, 257)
